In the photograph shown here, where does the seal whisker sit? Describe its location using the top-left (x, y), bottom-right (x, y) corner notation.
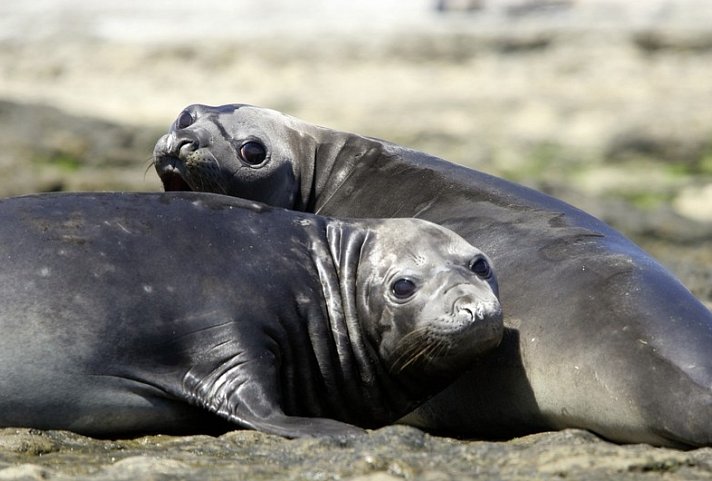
top-left (392, 326), bottom-right (430, 357)
top-left (398, 339), bottom-right (444, 373)
top-left (144, 156), bottom-right (157, 181)
top-left (391, 326), bottom-right (440, 373)
top-left (390, 336), bottom-right (425, 372)
top-left (215, 177), bottom-right (229, 195)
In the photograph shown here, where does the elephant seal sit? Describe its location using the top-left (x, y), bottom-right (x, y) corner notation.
top-left (0, 192), bottom-right (503, 438)
top-left (154, 103), bottom-right (712, 448)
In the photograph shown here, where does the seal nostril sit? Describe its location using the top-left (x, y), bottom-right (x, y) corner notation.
top-left (456, 302), bottom-right (492, 323)
top-left (164, 133), bottom-right (199, 157)
top-left (456, 306), bottom-right (476, 324)
top-left (176, 138), bottom-right (198, 156)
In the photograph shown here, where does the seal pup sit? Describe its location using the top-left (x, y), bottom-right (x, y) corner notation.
top-left (0, 192), bottom-right (502, 438)
top-left (154, 103), bottom-right (712, 448)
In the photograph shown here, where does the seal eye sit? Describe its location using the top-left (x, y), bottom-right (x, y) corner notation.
top-left (240, 141), bottom-right (267, 166)
top-left (176, 110), bottom-right (194, 129)
top-left (470, 256), bottom-right (492, 279)
top-left (392, 278), bottom-right (417, 299)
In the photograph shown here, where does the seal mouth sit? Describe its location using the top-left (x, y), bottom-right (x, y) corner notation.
top-left (156, 156), bottom-right (192, 192)
top-left (162, 171), bottom-right (192, 192)
top-left (388, 301), bottom-right (502, 374)
top-left (427, 299), bottom-right (503, 348)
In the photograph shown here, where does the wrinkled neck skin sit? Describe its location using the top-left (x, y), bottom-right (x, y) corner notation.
top-left (308, 220), bottom-right (419, 425)
top-left (303, 127), bottom-right (386, 213)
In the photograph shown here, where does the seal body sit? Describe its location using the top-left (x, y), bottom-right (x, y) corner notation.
top-left (155, 104), bottom-right (712, 448)
top-left (0, 192), bottom-right (503, 438)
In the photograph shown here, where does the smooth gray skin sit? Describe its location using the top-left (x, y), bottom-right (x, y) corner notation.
top-left (0, 192), bottom-right (503, 439)
top-left (154, 104), bottom-right (712, 448)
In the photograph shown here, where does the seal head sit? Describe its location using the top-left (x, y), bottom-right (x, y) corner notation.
top-left (154, 104), bottom-right (309, 208)
top-left (328, 218), bottom-right (502, 398)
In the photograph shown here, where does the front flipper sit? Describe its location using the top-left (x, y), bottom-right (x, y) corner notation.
top-left (230, 411), bottom-right (366, 439)
top-left (181, 352), bottom-right (366, 439)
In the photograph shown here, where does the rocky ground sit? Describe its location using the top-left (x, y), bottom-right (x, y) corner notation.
top-left (1, 1), bottom-right (712, 479)
top-left (3, 427), bottom-right (712, 481)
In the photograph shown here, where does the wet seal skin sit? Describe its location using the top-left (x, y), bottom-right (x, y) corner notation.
top-left (155, 103), bottom-right (712, 448)
top-left (0, 191), bottom-right (502, 439)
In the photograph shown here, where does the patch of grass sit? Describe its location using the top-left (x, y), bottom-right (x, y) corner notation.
top-left (618, 190), bottom-right (671, 211)
top-left (32, 152), bottom-right (82, 172)
top-left (499, 143), bottom-right (584, 183)
top-left (663, 162), bottom-right (693, 177)
top-left (51, 153), bottom-right (82, 172)
top-left (699, 150), bottom-right (712, 175)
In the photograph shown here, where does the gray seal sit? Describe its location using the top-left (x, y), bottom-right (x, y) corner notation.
top-left (154, 103), bottom-right (712, 448)
top-left (0, 192), bottom-right (502, 438)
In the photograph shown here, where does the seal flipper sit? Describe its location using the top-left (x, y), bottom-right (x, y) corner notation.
top-left (230, 411), bottom-right (367, 439)
top-left (181, 351), bottom-right (365, 438)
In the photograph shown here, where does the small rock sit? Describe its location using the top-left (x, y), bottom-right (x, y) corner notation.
top-left (91, 456), bottom-right (192, 481)
top-left (0, 429), bottom-right (58, 455)
top-left (346, 473), bottom-right (400, 481)
top-left (0, 464), bottom-right (50, 481)
top-left (673, 184), bottom-right (712, 223)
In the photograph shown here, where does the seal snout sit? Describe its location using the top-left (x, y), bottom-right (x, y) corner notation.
top-left (445, 286), bottom-right (503, 344)
top-left (160, 131), bottom-right (200, 159)
top-left (455, 302), bottom-right (487, 324)
top-left (176, 136), bottom-right (199, 158)
top-left (452, 297), bottom-right (502, 328)
top-left (446, 280), bottom-right (500, 320)
top-left (458, 305), bottom-right (476, 323)
top-left (153, 134), bottom-right (195, 192)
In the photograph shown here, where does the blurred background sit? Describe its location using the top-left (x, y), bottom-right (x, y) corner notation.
top-left (0, 0), bottom-right (710, 304)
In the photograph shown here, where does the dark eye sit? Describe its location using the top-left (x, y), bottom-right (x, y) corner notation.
top-left (392, 278), bottom-right (417, 299)
top-left (176, 110), bottom-right (194, 129)
top-left (470, 257), bottom-right (492, 279)
top-left (239, 141), bottom-right (267, 166)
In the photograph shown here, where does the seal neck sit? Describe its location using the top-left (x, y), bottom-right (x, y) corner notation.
top-left (306, 221), bottom-right (413, 424)
top-left (322, 220), bottom-right (374, 377)
top-left (308, 130), bottom-right (386, 214)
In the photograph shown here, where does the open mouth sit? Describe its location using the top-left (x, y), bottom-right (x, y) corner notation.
top-left (156, 156), bottom-right (192, 191)
top-left (161, 171), bottom-right (192, 191)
